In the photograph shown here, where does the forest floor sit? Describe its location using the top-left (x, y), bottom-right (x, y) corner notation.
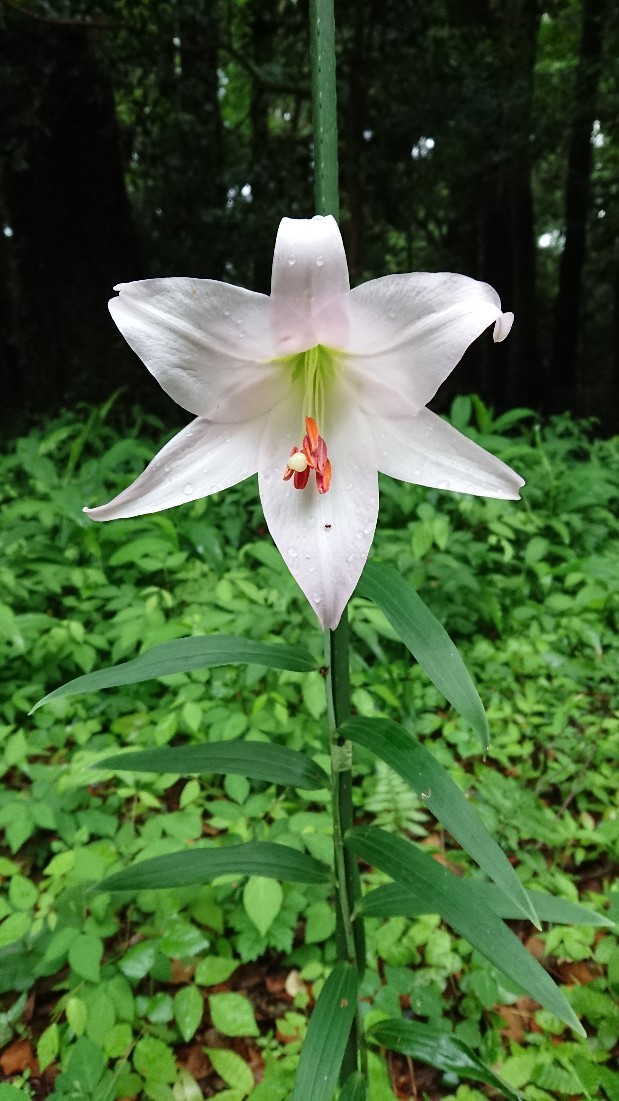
top-left (0, 399), bottom-right (617, 1101)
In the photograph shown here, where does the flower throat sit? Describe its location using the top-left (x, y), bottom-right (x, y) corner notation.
top-left (283, 346), bottom-right (333, 494)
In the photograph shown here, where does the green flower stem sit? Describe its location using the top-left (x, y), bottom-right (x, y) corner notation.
top-left (309, 0), bottom-right (339, 220)
top-left (310, 0), bottom-right (365, 1080)
top-left (325, 614), bottom-right (367, 1081)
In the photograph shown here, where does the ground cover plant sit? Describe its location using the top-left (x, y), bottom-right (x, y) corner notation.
top-left (0, 396), bottom-right (617, 1100)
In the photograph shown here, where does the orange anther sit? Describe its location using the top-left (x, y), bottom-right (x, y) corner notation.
top-left (285, 418), bottom-right (331, 493)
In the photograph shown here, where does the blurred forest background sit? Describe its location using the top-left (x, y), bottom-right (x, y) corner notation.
top-left (1, 0), bottom-right (617, 434)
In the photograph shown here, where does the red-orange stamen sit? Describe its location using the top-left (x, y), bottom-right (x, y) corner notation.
top-left (283, 418), bottom-right (331, 493)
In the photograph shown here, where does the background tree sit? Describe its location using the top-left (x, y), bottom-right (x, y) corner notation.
top-left (1, 0), bottom-right (618, 431)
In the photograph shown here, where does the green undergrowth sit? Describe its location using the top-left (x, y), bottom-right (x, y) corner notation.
top-left (0, 396), bottom-right (617, 1100)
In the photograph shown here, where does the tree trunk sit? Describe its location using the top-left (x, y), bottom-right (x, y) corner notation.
top-left (550, 0), bottom-right (607, 410)
top-left (0, 11), bottom-right (140, 422)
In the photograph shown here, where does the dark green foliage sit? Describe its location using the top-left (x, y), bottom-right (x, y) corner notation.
top-left (0, 401), bottom-right (617, 1098)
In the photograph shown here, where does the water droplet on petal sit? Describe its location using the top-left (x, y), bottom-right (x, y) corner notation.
top-left (313, 594), bottom-right (322, 604)
top-left (288, 254), bottom-right (296, 266)
top-left (183, 484), bottom-right (193, 495)
top-left (288, 548), bottom-right (298, 559)
top-left (316, 255), bottom-right (324, 267)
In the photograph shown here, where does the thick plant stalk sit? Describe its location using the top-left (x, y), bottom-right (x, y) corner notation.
top-left (324, 615), bottom-right (367, 1080)
top-left (309, 1), bottom-right (366, 1077)
top-left (309, 0), bottom-right (339, 220)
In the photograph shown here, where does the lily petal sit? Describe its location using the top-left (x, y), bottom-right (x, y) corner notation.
top-left (373, 408), bottom-right (524, 499)
top-left (345, 273), bottom-right (503, 415)
top-left (258, 389), bottom-right (379, 628)
top-left (270, 215), bottom-right (350, 353)
top-left (493, 311), bottom-right (514, 342)
top-left (109, 279), bottom-right (282, 421)
top-left (84, 416), bottom-right (264, 520)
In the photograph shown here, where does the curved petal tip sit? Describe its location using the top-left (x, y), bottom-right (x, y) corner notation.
top-left (493, 311), bottom-right (514, 343)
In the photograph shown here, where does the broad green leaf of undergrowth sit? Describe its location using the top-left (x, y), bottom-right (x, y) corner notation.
top-left (31, 636), bottom-right (316, 711)
top-left (346, 825), bottom-right (584, 1035)
top-left (97, 740), bottom-right (328, 790)
top-left (357, 562), bottom-right (489, 752)
top-left (368, 1018), bottom-right (523, 1101)
top-left (243, 876), bottom-right (283, 936)
top-left (100, 842), bottom-right (330, 892)
top-left (342, 716), bottom-right (538, 926)
top-left (291, 961), bottom-right (358, 1101)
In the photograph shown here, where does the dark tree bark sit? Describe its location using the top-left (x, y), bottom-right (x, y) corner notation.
top-left (0, 11), bottom-right (140, 421)
top-left (445, 0), bottom-right (542, 412)
top-left (550, 0), bottom-right (608, 410)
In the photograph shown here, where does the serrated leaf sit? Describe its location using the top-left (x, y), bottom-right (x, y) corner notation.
top-left (243, 877), bottom-right (283, 937)
top-left (291, 962), bottom-right (358, 1101)
top-left (133, 1036), bottom-right (177, 1083)
top-left (68, 933), bottom-right (103, 983)
top-left (369, 1019), bottom-right (522, 1101)
top-left (173, 986), bottom-right (203, 1042)
top-left (66, 996), bottom-right (88, 1037)
top-left (305, 900), bottom-right (337, 944)
top-left (357, 563), bottom-right (489, 751)
top-left (195, 956), bottom-right (239, 986)
top-left (209, 993), bottom-right (259, 1037)
top-left (205, 1048), bottom-right (254, 1096)
top-left (37, 1022), bottom-right (59, 1073)
top-left (96, 740), bottom-right (328, 790)
top-left (342, 717), bottom-right (538, 926)
top-left (31, 636), bottom-right (316, 711)
top-left (100, 842), bottom-right (330, 892)
top-left (346, 825), bottom-right (584, 1036)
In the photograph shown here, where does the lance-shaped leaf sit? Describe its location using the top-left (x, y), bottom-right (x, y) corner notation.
top-left (368, 1019), bottom-right (523, 1101)
top-left (345, 825), bottom-right (584, 1036)
top-left (356, 563), bottom-right (489, 752)
top-left (31, 635), bottom-right (315, 712)
top-left (342, 717), bottom-right (538, 926)
top-left (360, 880), bottom-right (615, 927)
top-left (291, 962), bottom-right (358, 1101)
top-left (96, 740), bottom-right (328, 790)
top-left (100, 842), bottom-right (330, 892)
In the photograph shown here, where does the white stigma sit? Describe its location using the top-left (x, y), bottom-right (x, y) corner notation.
top-left (287, 452), bottom-right (309, 473)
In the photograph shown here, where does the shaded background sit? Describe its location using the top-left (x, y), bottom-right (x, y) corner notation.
top-left (1, 0), bottom-right (617, 435)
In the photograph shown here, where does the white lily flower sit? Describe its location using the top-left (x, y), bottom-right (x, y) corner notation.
top-left (85, 215), bottom-right (523, 629)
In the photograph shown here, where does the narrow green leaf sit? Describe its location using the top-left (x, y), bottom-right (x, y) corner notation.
top-left (100, 842), bottom-right (330, 892)
top-left (31, 636), bottom-right (316, 712)
top-left (338, 1071), bottom-right (367, 1101)
top-left (291, 962), bottom-right (358, 1101)
top-left (342, 717), bottom-right (538, 926)
top-left (368, 1019), bottom-right (523, 1101)
top-left (346, 825), bottom-right (584, 1036)
top-left (361, 881), bottom-right (614, 928)
top-left (357, 563), bottom-right (489, 751)
top-left (96, 740), bottom-right (328, 790)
